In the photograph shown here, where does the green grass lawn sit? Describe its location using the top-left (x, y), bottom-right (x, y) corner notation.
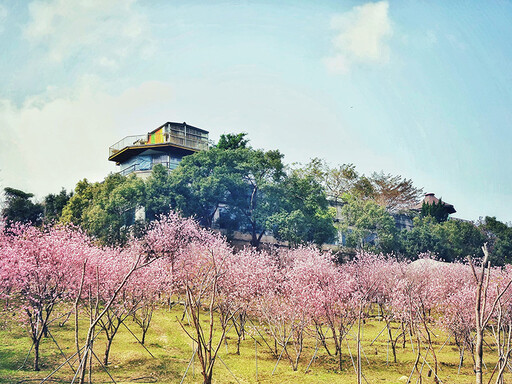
top-left (0, 306), bottom-right (509, 383)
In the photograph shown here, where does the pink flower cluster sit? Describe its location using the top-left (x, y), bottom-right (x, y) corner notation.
top-left (2, 212), bottom-right (512, 372)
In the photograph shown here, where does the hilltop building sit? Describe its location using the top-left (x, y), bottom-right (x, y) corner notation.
top-left (108, 122), bottom-right (209, 178)
top-left (413, 192), bottom-right (456, 215)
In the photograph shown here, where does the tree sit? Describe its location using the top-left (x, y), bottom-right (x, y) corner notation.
top-left (467, 245), bottom-right (512, 384)
top-left (268, 172), bottom-right (336, 247)
top-left (369, 171), bottom-right (423, 212)
top-left (144, 164), bottom-right (173, 221)
top-left (85, 174), bottom-right (145, 244)
top-left (399, 217), bottom-right (485, 262)
top-left (297, 160), bottom-right (422, 212)
top-left (2, 187), bottom-right (43, 226)
top-left (443, 219), bottom-right (486, 260)
top-left (141, 212), bottom-right (234, 384)
top-left (421, 199), bottom-right (449, 223)
top-left (479, 216), bottom-right (512, 265)
top-left (0, 224), bottom-right (94, 371)
top-left (60, 179), bottom-right (94, 225)
top-left (216, 132), bottom-right (249, 150)
top-left (43, 188), bottom-right (73, 223)
top-left (61, 174), bottom-right (145, 245)
top-left (296, 158), bottom-right (359, 204)
top-left (339, 195), bottom-right (397, 253)
top-left (399, 216), bottom-right (447, 260)
top-left (169, 144), bottom-right (286, 247)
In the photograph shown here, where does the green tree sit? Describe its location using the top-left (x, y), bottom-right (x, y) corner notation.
top-left (2, 187), bottom-right (43, 226)
top-left (400, 216), bottom-right (447, 260)
top-left (43, 188), bottom-right (73, 223)
top-left (61, 179), bottom-right (94, 225)
top-left (421, 199), bottom-right (449, 223)
top-left (338, 194), bottom-right (397, 253)
top-left (399, 217), bottom-right (485, 262)
top-left (268, 172), bottom-right (336, 247)
top-left (479, 216), bottom-right (512, 265)
top-left (61, 174), bottom-right (145, 245)
top-left (216, 133), bottom-right (249, 150)
top-left (168, 148), bottom-right (236, 228)
top-left (145, 164), bottom-right (173, 221)
top-left (169, 145), bottom-right (285, 247)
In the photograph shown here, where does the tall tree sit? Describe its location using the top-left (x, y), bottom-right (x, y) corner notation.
top-left (421, 199), bottom-right (449, 223)
top-left (169, 144), bottom-right (286, 247)
top-left (370, 171), bottom-right (423, 212)
top-left (1, 187), bottom-right (43, 226)
top-left (338, 194), bottom-right (397, 253)
top-left (60, 179), bottom-right (94, 225)
top-left (297, 158), bottom-right (359, 203)
top-left (268, 172), bottom-right (336, 247)
top-left (145, 164), bottom-right (173, 221)
top-left (216, 132), bottom-right (249, 150)
top-left (61, 174), bottom-right (145, 245)
top-left (479, 216), bottom-right (512, 265)
top-left (43, 188), bottom-right (73, 223)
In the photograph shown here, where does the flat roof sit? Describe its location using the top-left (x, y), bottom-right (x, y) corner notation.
top-left (149, 121), bottom-right (209, 135)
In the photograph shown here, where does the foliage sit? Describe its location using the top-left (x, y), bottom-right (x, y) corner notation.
top-left (370, 171), bottom-right (423, 212)
top-left (61, 174), bottom-right (145, 245)
top-left (421, 199), bottom-right (449, 223)
top-left (338, 194), bottom-right (397, 253)
top-left (60, 179), bottom-right (94, 225)
top-left (297, 159), bottom-right (422, 210)
top-left (216, 132), bottom-right (249, 150)
top-left (479, 216), bottom-right (512, 265)
top-left (42, 188), bottom-right (73, 223)
top-left (0, 224), bottom-right (96, 370)
top-left (144, 164), bottom-right (173, 221)
top-left (268, 172), bottom-right (336, 246)
top-left (295, 158), bottom-right (359, 203)
top-left (1, 214), bottom-right (512, 383)
top-left (1, 187), bottom-right (44, 227)
top-left (399, 216), bottom-right (486, 262)
top-left (168, 145), bottom-right (286, 247)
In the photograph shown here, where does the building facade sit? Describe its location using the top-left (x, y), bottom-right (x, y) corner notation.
top-left (108, 122), bottom-right (209, 178)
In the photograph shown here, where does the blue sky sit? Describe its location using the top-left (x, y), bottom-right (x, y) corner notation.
top-left (1, 0), bottom-right (511, 223)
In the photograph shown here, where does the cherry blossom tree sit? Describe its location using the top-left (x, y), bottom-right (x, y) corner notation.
top-left (0, 224), bottom-right (94, 371)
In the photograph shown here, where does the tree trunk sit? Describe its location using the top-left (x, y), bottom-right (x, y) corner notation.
top-left (141, 328), bottom-right (147, 345)
top-left (387, 322), bottom-right (397, 363)
top-left (475, 330), bottom-right (483, 384)
top-left (104, 337), bottom-right (113, 366)
top-left (33, 339), bottom-right (40, 371)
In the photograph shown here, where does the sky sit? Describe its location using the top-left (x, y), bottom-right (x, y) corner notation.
top-left (1, 0), bottom-right (511, 223)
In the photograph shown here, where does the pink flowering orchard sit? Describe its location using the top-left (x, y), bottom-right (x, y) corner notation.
top-left (1, 212), bottom-right (512, 384)
top-left (0, 224), bottom-right (96, 371)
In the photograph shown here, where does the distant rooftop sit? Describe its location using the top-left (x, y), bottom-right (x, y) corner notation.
top-left (108, 122), bottom-right (209, 163)
top-left (413, 192), bottom-right (456, 214)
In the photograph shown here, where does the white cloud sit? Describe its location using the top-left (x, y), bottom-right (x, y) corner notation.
top-left (0, 81), bottom-right (174, 198)
top-left (23, 0), bottom-right (153, 64)
top-left (325, 1), bottom-right (393, 73)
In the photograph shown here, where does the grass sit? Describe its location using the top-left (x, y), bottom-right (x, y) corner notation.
top-left (1, 306), bottom-right (510, 383)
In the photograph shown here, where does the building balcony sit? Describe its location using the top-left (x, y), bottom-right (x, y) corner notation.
top-left (108, 122), bottom-right (209, 163)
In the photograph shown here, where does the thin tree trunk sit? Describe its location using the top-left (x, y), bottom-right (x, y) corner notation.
top-left (33, 339), bottom-right (40, 371)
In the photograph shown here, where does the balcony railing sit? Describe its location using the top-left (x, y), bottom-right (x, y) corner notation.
top-left (119, 162), bottom-right (152, 176)
top-left (109, 133), bottom-right (208, 158)
top-left (118, 161), bottom-right (184, 176)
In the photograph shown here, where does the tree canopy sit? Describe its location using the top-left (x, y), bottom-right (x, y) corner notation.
top-left (7, 131), bottom-right (504, 260)
top-left (2, 187), bottom-right (43, 226)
